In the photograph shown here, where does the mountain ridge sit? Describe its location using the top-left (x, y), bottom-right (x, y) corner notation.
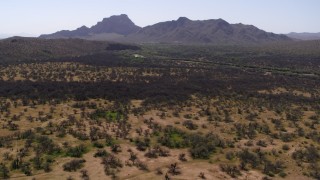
top-left (40, 15), bottom-right (291, 44)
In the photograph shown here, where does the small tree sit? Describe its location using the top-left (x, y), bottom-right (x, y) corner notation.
top-left (179, 153), bottom-right (187, 161)
top-left (168, 163), bottom-right (181, 175)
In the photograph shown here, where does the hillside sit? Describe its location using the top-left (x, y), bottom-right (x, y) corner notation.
top-left (0, 37), bottom-right (108, 61)
top-left (0, 37), bottom-right (140, 64)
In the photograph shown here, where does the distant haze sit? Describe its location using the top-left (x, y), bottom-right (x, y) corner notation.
top-left (287, 32), bottom-right (320, 40)
top-left (0, 0), bottom-right (319, 37)
top-left (0, 33), bottom-right (34, 39)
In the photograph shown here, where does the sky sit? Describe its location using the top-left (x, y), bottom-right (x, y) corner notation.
top-left (0, 0), bottom-right (319, 37)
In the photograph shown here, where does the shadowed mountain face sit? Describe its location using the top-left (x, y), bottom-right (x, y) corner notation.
top-left (40, 15), bottom-right (291, 44)
top-left (40, 14), bottom-right (141, 39)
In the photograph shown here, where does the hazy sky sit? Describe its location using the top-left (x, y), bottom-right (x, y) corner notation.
top-left (0, 0), bottom-right (319, 37)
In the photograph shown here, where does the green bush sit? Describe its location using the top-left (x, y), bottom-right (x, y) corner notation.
top-left (159, 126), bottom-right (224, 159)
top-left (94, 149), bottom-right (109, 158)
top-left (66, 145), bottom-right (87, 157)
top-left (279, 171), bottom-right (287, 178)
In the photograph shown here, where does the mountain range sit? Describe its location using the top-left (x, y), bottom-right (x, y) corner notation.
top-left (286, 32), bottom-right (320, 40)
top-left (40, 14), bottom-right (291, 44)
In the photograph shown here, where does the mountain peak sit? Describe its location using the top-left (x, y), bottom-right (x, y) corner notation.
top-left (104, 14), bottom-right (129, 21)
top-left (177, 17), bottom-right (190, 22)
top-left (90, 14), bottom-right (141, 35)
top-left (119, 14), bottom-right (129, 17)
top-left (77, 26), bottom-right (89, 30)
top-left (40, 15), bottom-right (141, 39)
top-left (216, 18), bottom-right (228, 23)
top-left (174, 17), bottom-right (191, 27)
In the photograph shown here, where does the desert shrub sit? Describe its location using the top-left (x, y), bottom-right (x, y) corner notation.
top-left (101, 155), bottom-right (123, 176)
top-left (105, 135), bottom-right (116, 146)
top-left (226, 151), bottom-right (236, 160)
top-left (282, 144), bottom-right (290, 151)
top-left (306, 130), bottom-right (320, 143)
top-left (188, 133), bottom-right (224, 159)
top-left (63, 159), bottom-right (86, 172)
top-left (238, 149), bottom-right (262, 169)
top-left (32, 154), bottom-right (43, 170)
top-left (168, 163), bottom-right (181, 175)
top-left (234, 123), bottom-right (257, 139)
top-left (135, 138), bottom-right (150, 151)
top-left (263, 160), bottom-right (286, 176)
top-left (183, 120), bottom-right (198, 130)
top-left (136, 160), bottom-right (148, 171)
top-left (0, 163), bottom-right (10, 179)
top-left (21, 162), bottom-right (32, 176)
top-left (309, 163), bottom-right (320, 179)
top-left (183, 114), bottom-right (192, 119)
top-left (279, 132), bottom-right (295, 142)
top-left (93, 141), bottom-right (104, 148)
top-left (286, 109), bottom-right (303, 122)
top-left (90, 109), bottom-right (123, 122)
top-left (94, 149), bottom-right (109, 158)
top-left (178, 153), bottom-right (187, 161)
top-left (145, 146), bottom-right (170, 159)
top-left (257, 140), bottom-right (268, 147)
top-left (43, 162), bottom-right (52, 172)
top-left (220, 164), bottom-right (241, 178)
top-left (158, 126), bottom-right (188, 148)
top-left (80, 169), bottom-right (89, 180)
top-left (35, 135), bottom-right (61, 155)
top-left (292, 145), bottom-right (320, 163)
top-left (246, 112), bottom-right (258, 121)
top-left (111, 144), bottom-right (122, 153)
top-left (278, 171), bottom-right (287, 178)
top-left (11, 158), bottom-right (21, 170)
top-left (66, 145), bottom-right (87, 157)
